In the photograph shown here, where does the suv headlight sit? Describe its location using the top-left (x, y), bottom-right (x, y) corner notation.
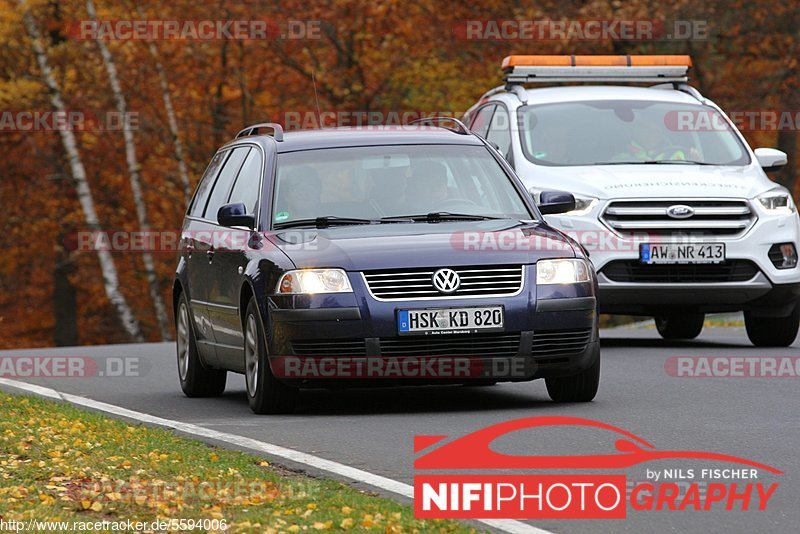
top-left (536, 259), bottom-right (591, 285)
top-left (756, 190), bottom-right (796, 215)
top-left (276, 269), bottom-right (353, 294)
top-left (563, 195), bottom-right (598, 216)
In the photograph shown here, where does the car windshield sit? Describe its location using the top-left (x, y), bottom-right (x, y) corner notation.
top-left (271, 144), bottom-right (532, 227)
top-left (518, 100), bottom-right (751, 166)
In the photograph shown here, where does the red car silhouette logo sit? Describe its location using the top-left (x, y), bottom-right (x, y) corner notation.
top-left (414, 416), bottom-right (782, 474)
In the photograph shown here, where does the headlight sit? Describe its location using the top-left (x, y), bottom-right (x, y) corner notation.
top-left (276, 269), bottom-right (353, 294)
top-left (563, 196), bottom-right (598, 216)
top-left (756, 190), bottom-right (796, 215)
top-left (536, 259), bottom-right (591, 285)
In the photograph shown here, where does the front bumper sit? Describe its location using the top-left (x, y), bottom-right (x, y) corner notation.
top-left (266, 267), bottom-right (598, 386)
top-left (545, 206), bottom-right (800, 315)
top-left (597, 273), bottom-right (800, 315)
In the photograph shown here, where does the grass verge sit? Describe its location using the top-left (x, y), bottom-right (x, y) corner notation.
top-left (0, 391), bottom-right (475, 533)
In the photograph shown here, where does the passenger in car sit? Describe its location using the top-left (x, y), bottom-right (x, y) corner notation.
top-left (615, 122), bottom-right (693, 162)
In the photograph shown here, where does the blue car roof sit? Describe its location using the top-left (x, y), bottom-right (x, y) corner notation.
top-left (225, 126), bottom-right (484, 153)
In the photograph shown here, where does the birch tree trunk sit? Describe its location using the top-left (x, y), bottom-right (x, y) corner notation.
top-left (135, 4), bottom-right (191, 203)
top-left (85, 0), bottom-right (170, 341)
top-left (19, 2), bottom-right (144, 342)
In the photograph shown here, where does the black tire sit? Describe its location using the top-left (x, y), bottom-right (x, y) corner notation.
top-left (175, 294), bottom-right (226, 397)
top-left (244, 298), bottom-right (298, 414)
top-left (745, 306), bottom-right (800, 347)
top-left (655, 313), bottom-right (705, 340)
top-left (545, 351), bottom-right (600, 402)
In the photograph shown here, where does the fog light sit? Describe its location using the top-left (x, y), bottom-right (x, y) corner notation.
top-left (768, 243), bottom-right (798, 269)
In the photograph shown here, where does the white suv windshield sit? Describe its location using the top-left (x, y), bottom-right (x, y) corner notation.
top-left (518, 100), bottom-right (751, 166)
top-left (271, 144), bottom-right (531, 226)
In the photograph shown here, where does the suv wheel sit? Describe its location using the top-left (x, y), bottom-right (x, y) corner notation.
top-left (545, 351), bottom-right (600, 402)
top-left (244, 298), bottom-right (298, 414)
top-left (655, 314), bottom-right (704, 340)
top-left (176, 295), bottom-right (226, 397)
top-left (745, 306), bottom-right (800, 347)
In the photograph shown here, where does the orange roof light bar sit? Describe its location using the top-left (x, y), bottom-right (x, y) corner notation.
top-left (501, 55), bottom-right (692, 84)
top-left (502, 55), bottom-right (692, 69)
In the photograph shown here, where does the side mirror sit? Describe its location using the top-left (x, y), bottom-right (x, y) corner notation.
top-left (217, 202), bottom-right (255, 228)
top-left (537, 190), bottom-right (576, 215)
top-left (487, 141), bottom-right (513, 164)
top-left (754, 148), bottom-right (788, 173)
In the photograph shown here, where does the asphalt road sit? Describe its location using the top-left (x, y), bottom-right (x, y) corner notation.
top-left (1, 323), bottom-right (798, 534)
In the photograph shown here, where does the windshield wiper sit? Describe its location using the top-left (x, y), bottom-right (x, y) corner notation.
top-left (646, 159), bottom-right (716, 166)
top-left (275, 212), bottom-right (505, 229)
top-left (596, 160), bottom-right (716, 166)
top-left (273, 216), bottom-right (377, 229)
top-left (381, 212), bottom-right (504, 223)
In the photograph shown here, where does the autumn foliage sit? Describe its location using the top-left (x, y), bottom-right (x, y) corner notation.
top-left (0, 0), bottom-right (798, 347)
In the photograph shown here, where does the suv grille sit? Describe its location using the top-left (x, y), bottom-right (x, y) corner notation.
top-left (363, 265), bottom-right (523, 300)
top-left (380, 333), bottom-right (521, 358)
top-left (601, 260), bottom-right (759, 283)
top-left (601, 199), bottom-right (755, 238)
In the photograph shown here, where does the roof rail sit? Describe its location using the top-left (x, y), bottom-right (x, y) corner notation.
top-left (502, 55), bottom-right (691, 84)
top-left (477, 84), bottom-right (529, 105)
top-left (235, 122), bottom-right (284, 142)
top-left (650, 82), bottom-right (706, 103)
top-left (409, 116), bottom-right (470, 135)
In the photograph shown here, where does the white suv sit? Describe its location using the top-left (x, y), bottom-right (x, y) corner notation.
top-left (465, 55), bottom-right (800, 346)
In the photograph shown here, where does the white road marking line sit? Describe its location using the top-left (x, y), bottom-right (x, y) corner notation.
top-left (0, 378), bottom-right (551, 534)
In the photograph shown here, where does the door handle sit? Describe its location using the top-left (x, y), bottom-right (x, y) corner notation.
top-left (206, 247), bottom-right (215, 262)
top-left (181, 236), bottom-right (194, 257)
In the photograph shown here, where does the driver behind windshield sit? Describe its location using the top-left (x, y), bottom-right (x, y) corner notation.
top-left (406, 160), bottom-right (450, 212)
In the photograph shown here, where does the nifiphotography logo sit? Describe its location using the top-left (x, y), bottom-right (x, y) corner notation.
top-left (413, 417), bottom-right (781, 519)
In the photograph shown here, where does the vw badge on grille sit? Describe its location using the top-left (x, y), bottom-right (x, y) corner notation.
top-left (666, 204), bottom-right (695, 219)
top-left (432, 268), bottom-right (461, 293)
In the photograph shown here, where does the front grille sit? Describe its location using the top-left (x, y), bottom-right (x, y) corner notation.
top-left (363, 265), bottom-right (523, 300)
top-left (532, 329), bottom-right (593, 357)
top-left (291, 339), bottom-right (367, 356)
top-left (601, 260), bottom-right (759, 283)
top-left (379, 333), bottom-right (521, 358)
top-left (601, 199), bottom-right (756, 238)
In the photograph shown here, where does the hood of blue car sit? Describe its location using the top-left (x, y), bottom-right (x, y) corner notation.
top-left (266, 220), bottom-right (578, 271)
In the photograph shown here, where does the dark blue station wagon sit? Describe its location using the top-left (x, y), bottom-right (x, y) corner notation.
top-left (174, 120), bottom-right (600, 413)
